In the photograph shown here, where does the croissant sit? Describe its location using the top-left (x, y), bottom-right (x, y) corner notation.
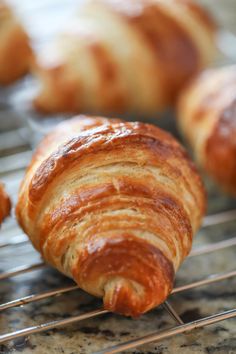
top-left (0, 183), bottom-right (11, 226)
top-left (178, 65), bottom-right (236, 196)
top-left (16, 115), bottom-right (206, 317)
top-left (0, 0), bottom-right (32, 85)
top-left (33, 0), bottom-right (216, 115)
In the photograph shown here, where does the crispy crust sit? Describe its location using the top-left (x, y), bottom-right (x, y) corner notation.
top-left (178, 65), bottom-right (236, 195)
top-left (0, 1), bottom-right (32, 85)
top-left (0, 183), bottom-right (11, 225)
top-left (33, 0), bottom-right (216, 114)
top-left (16, 115), bottom-right (206, 316)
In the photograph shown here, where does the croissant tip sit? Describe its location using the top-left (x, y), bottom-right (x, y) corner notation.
top-left (103, 278), bottom-right (150, 318)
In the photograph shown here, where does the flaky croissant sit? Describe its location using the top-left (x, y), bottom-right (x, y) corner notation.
top-left (178, 65), bottom-right (236, 196)
top-left (0, 1), bottom-right (32, 85)
top-left (16, 116), bottom-right (206, 317)
top-left (33, 0), bottom-right (216, 115)
top-left (0, 183), bottom-right (11, 226)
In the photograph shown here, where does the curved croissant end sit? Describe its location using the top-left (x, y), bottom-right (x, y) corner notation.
top-left (0, 183), bottom-right (11, 226)
top-left (33, 0), bottom-right (216, 114)
top-left (16, 115), bottom-right (206, 316)
top-left (178, 65), bottom-right (236, 196)
top-left (0, 0), bottom-right (32, 85)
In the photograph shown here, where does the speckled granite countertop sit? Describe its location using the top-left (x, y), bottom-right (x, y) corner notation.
top-left (0, 1), bottom-right (236, 353)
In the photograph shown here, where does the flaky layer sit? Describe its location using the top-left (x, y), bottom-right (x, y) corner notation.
top-left (178, 65), bottom-right (236, 195)
top-left (33, 0), bottom-right (216, 114)
top-left (0, 1), bottom-right (32, 85)
top-left (16, 115), bottom-right (206, 316)
top-left (0, 183), bottom-right (11, 226)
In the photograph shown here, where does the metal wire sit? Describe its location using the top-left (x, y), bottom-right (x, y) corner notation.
top-left (0, 150), bottom-right (31, 174)
top-left (203, 209), bottom-right (236, 227)
top-left (172, 269), bottom-right (236, 294)
top-left (162, 301), bottom-right (184, 325)
top-left (0, 266), bottom-right (235, 344)
top-left (0, 308), bottom-right (109, 343)
top-left (0, 236), bottom-right (235, 312)
top-left (0, 262), bottom-right (45, 281)
top-left (1, 230), bottom-right (235, 281)
top-left (0, 285), bottom-right (79, 312)
top-left (95, 309), bottom-right (236, 354)
top-left (0, 145), bottom-right (236, 352)
top-left (189, 236), bottom-right (236, 257)
top-left (1, 211), bottom-right (236, 249)
top-left (0, 234), bottom-right (28, 249)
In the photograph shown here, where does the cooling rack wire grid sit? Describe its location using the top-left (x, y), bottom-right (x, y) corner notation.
top-left (0, 123), bottom-right (236, 354)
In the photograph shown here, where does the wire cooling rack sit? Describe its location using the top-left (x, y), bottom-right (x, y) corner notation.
top-left (0, 124), bottom-right (236, 354)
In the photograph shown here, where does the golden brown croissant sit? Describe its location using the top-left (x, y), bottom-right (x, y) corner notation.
top-left (33, 0), bottom-right (216, 114)
top-left (178, 65), bottom-right (236, 196)
top-left (16, 115), bottom-right (206, 317)
top-left (0, 0), bottom-right (32, 85)
top-left (0, 183), bottom-right (11, 226)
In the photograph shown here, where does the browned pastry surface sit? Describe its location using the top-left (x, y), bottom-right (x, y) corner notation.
top-left (33, 0), bottom-right (216, 114)
top-left (0, 183), bottom-right (11, 225)
top-left (0, 1), bottom-right (32, 85)
top-left (178, 65), bottom-right (236, 196)
top-left (16, 115), bottom-right (206, 317)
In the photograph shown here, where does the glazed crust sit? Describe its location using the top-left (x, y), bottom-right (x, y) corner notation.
top-left (16, 115), bottom-right (206, 317)
top-left (33, 0), bottom-right (216, 114)
top-left (0, 183), bottom-right (11, 226)
top-left (178, 65), bottom-right (236, 195)
top-left (0, 1), bottom-right (32, 85)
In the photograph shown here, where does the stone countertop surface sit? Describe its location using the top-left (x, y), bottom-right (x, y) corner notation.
top-left (0, 1), bottom-right (236, 353)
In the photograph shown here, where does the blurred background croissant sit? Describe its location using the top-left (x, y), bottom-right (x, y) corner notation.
top-left (0, 0), bottom-right (218, 112)
top-left (32, 0), bottom-right (217, 115)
